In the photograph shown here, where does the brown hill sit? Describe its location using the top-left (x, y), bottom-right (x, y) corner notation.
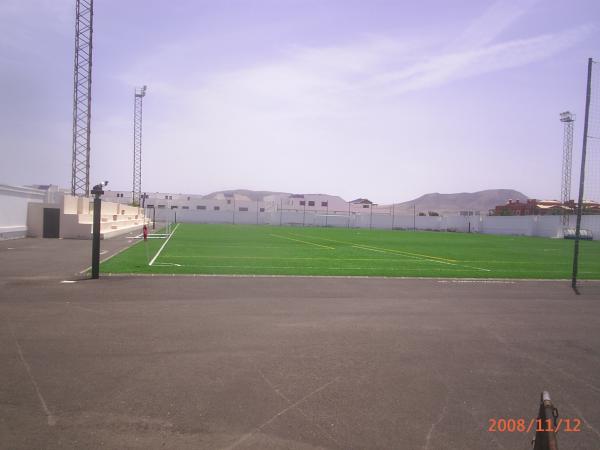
top-left (389, 189), bottom-right (528, 214)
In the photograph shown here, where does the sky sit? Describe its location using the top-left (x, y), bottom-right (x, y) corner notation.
top-left (0, 0), bottom-right (599, 204)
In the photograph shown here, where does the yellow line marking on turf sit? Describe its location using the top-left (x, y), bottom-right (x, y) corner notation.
top-left (351, 243), bottom-right (459, 266)
top-left (161, 255), bottom-right (428, 262)
top-left (286, 232), bottom-right (457, 263)
top-left (285, 232), bottom-right (491, 272)
top-left (270, 234), bottom-right (335, 250)
top-left (150, 264), bottom-right (474, 272)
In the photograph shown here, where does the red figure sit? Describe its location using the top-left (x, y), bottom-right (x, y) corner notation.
top-left (143, 224), bottom-right (148, 241)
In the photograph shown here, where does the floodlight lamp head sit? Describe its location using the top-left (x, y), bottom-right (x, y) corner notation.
top-left (91, 181), bottom-right (108, 196)
top-left (560, 111), bottom-right (574, 122)
top-left (135, 86), bottom-right (147, 98)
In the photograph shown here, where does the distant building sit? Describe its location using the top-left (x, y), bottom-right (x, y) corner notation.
top-left (489, 199), bottom-right (600, 216)
top-left (350, 198), bottom-right (374, 209)
top-left (101, 190), bottom-right (385, 215)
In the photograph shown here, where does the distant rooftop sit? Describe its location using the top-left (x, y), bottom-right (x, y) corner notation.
top-left (350, 198), bottom-right (373, 205)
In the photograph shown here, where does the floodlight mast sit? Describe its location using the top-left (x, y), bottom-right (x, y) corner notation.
top-left (70, 0), bottom-right (94, 197)
top-left (132, 85), bottom-right (147, 206)
top-left (560, 111), bottom-right (575, 226)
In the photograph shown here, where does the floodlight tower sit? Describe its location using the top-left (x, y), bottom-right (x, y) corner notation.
top-left (70, 0), bottom-right (94, 196)
top-left (560, 111), bottom-right (575, 226)
top-left (132, 85), bottom-right (147, 206)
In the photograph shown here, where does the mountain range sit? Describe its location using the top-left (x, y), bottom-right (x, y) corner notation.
top-left (204, 189), bottom-right (529, 213)
top-left (387, 189), bottom-right (529, 214)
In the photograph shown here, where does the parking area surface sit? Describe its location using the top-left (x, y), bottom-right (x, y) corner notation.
top-left (1, 237), bottom-right (599, 449)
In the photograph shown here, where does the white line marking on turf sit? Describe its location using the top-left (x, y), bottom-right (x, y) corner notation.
top-left (438, 280), bottom-right (515, 284)
top-left (288, 232), bottom-right (460, 264)
top-left (60, 280), bottom-right (77, 284)
top-left (349, 243), bottom-right (491, 272)
top-left (270, 233), bottom-right (335, 250)
top-left (160, 255), bottom-right (426, 262)
top-left (286, 233), bottom-right (492, 271)
top-left (149, 223), bottom-right (179, 266)
top-left (99, 250), bottom-right (108, 255)
top-left (161, 264), bottom-right (474, 271)
top-left (103, 272), bottom-right (592, 282)
top-left (9, 326), bottom-right (57, 426)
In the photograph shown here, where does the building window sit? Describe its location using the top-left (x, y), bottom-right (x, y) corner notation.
top-left (308, 201), bottom-right (315, 206)
top-left (187, 196), bottom-right (190, 200)
top-left (182, 206), bottom-right (189, 210)
top-left (165, 195), bottom-right (169, 199)
top-left (227, 200), bottom-right (231, 204)
top-left (197, 205), bottom-right (206, 210)
top-left (214, 206), bottom-right (220, 211)
top-left (363, 204), bottom-right (369, 208)
top-left (147, 204), bottom-right (154, 208)
top-left (300, 201), bottom-right (306, 206)
top-left (321, 201), bottom-right (328, 207)
top-left (169, 196), bottom-right (172, 200)
top-left (239, 207), bottom-right (248, 212)
top-left (157, 205), bottom-right (166, 209)
top-left (171, 206), bottom-right (178, 209)
top-left (259, 208), bottom-right (265, 212)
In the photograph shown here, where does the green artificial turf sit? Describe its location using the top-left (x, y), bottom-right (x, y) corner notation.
top-left (100, 223), bottom-right (600, 279)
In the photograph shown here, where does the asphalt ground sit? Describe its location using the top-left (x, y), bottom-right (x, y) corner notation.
top-left (1, 236), bottom-right (600, 449)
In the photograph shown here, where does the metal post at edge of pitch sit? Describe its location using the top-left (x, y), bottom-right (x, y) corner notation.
top-left (90, 182), bottom-right (106, 279)
top-left (572, 58), bottom-right (594, 291)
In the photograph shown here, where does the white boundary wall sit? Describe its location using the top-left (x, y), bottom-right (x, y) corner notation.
top-left (0, 185), bottom-right (46, 240)
top-left (151, 206), bottom-right (600, 239)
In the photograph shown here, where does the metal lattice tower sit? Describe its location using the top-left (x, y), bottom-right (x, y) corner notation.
top-left (70, 0), bottom-right (94, 196)
top-left (132, 86), bottom-right (147, 206)
top-left (560, 111), bottom-right (575, 226)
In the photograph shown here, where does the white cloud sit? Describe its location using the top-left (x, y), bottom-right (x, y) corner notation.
top-left (110, 0), bottom-right (596, 198)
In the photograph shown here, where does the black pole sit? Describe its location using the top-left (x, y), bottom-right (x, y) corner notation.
top-left (413, 204), bottom-right (416, 231)
top-left (90, 183), bottom-right (105, 279)
top-left (347, 201), bottom-right (351, 228)
top-left (91, 195), bottom-right (101, 279)
top-left (572, 58), bottom-right (594, 291)
top-left (152, 206), bottom-right (155, 230)
top-left (303, 201), bottom-right (306, 227)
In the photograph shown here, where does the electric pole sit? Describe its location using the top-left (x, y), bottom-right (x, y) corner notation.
top-left (560, 111), bottom-right (575, 226)
top-left (70, 0), bottom-right (94, 196)
top-left (132, 85), bottom-right (147, 206)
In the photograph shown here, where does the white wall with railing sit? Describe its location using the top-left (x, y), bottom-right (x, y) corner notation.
top-left (148, 205), bottom-right (600, 240)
